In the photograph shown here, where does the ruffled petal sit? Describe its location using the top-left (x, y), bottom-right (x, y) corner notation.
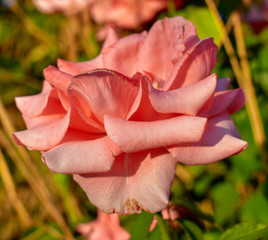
top-left (42, 136), bottom-right (121, 174)
top-left (168, 112), bottom-right (248, 165)
top-left (68, 69), bottom-right (139, 124)
top-left (102, 27), bottom-right (119, 49)
top-left (43, 65), bottom-right (72, 94)
top-left (164, 38), bottom-right (218, 90)
top-left (13, 110), bottom-right (70, 151)
top-left (15, 81), bottom-right (53, 118)
top-left (74, 148), bottom-right (177, 215)
top-left (199, 88), bottom-right (246, 118)
top-left (104, 115), bottom-right (207, 153)
top-left (137, 17), bottom-right (199, 85)
top-left (149, 73), bottom-right (217, 115)
top-left (102, 32), bottom-right (146, 77)
top-left (57, 56), bottom-right (103, 75)
top-left (22, 112), bottom-right (65, 130)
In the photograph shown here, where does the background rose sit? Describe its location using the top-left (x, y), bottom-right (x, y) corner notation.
top-left (77, 209), bottom-right (130, 240)
top-left (13, 17), bottom-right (247, 215)
top-left (90, 0), bottom-right (166, 29)
top-left (32, 0), bottom-right (93, 16)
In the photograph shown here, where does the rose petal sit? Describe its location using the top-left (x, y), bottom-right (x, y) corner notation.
top-left (168, 112), bottom-right (248, 165)
top-left (57, 55), bottom-right (103, 75)
top-left (42, 136), bottom-right (121, 174)
top-left (43, 65), bottom-right (72, 94)
top-left (74, 148), bottom-right (177, 215)
top-left (149, 73), bottom-right (217, 115)
top-left (164, 38), bottom-right (218, 90)
top-left (102, 32), bottom-right (146, 77)
top-left (216, 77), bottom-right (231, 91)
top-left (13, 110), bottom-right (70, 151)
top-left (200, 88), bottom-right (246, 117)
top-left (68, 69), bottom-right (139, 124)
top-left (102, 27), bottom-right (119, 49)
top-left (137, 17), bottom-right (199, 85)
top-left (15, 81), bottom-right (53, 118)
top-left (104, 114), bottom-right (207, 153)
top-left (22, 112), bottom-right (66, 130)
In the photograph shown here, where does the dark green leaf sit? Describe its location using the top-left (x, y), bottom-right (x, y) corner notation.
top-left (130, 211), bottom-right (154, 240)
top-left (179, 219), bottom-right (203, 240)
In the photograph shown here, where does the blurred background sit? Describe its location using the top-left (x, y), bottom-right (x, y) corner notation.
top-left (0, 0), bottom-right (268, 239)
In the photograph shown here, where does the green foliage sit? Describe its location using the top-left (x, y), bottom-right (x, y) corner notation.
top-left (129, 211), bottom-right (154, 240)
top-left (1, 0), bottom-right (268, 239)
top-left (217, 222), bottom-right (268, 240)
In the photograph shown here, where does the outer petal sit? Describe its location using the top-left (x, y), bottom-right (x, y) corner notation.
top-left (42, 136), bottom-right (121, 174)
top-left (22, 112), bottom-right (65, 130)
top-left (68, 69), bottom-right (139, 124)
top-left (43, 65), bottom-right (72, 94)
top-left (149, 73), bottom-right (217, 115)
top-left (57, 56), bottom-right (103, 75)
top-left (199, 88), bottom-right (246, 118)
top-left (13, 110), bottom-right (70, 151)
top-left (15, 81), bottom-right (52, 118)
top-left (102, 27), bottom-right (119, 49)
top-left (74, 148), bottom-right (177, 215)
top-left (164, 38), bottom-right (218, 90)
top-left (56, 28), bottom-right (118, 75)
top-left (137, 17), bottom-right (199, 86)
top-left (104, 115), bottom-right (207, 153)
top-left (168, 112), bottom-right (248, 165)
top-left (102, 32), bottom-right (146, 77)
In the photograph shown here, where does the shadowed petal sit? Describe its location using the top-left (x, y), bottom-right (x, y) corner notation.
top-left (15, 81), bottom-right (53, 118)
top-left (74, 148), bottom-right (177, 215)
top-left (42, 136), bottom-right (121, 174)
top-left (68, 69), bottom-right (139, 124)
top-left (149, 73), bottom-right (217, 115)
top-left (216, 78), bottom-right (231, 91)
top-left (199, 88), bottom-right (246, 117)
top-left (104, 115), bottom-right (207, 153)
top-left (168, 112), bottom-right (248, 165)
top-left (43, 65), bottom-right (72, 94)
top-left (13, 110), bottom-right (70, 151)
top-left (164, 38), bottom-right (217, 90)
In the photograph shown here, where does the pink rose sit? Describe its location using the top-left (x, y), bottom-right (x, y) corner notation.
top-left (90, 0), bottom-right (166, 29)
top-left (32, 0), bottom-right (93, 16)
top-left (13, 17), bottom-right (247, 215)
top-left (77, 209), bottom-right (130, 240)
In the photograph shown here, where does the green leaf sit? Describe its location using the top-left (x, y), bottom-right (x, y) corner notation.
top-left (240, 192), bottom-right (268, 224)
top-left (179, 219), bottom-right (204, 240)
top-left (156, 214), bottom-right (171, 240)
top-left (217, 222), bottom-right (267, 240)
top-left (148, 225), bottom-right (162, 240)
top-left (130, 211), bottom-right (154, 240)
top-left (210, 182), bottom-right (239, 225)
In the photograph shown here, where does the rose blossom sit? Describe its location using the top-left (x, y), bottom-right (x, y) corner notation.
top-left (32, 0), bottom-right (93, 16)
top-left (13, 17), bottom-right (247, 215)
top-left (77, 209), bottom-right (130, 240)
top-left (90, 0), bottom-right (166, 29)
